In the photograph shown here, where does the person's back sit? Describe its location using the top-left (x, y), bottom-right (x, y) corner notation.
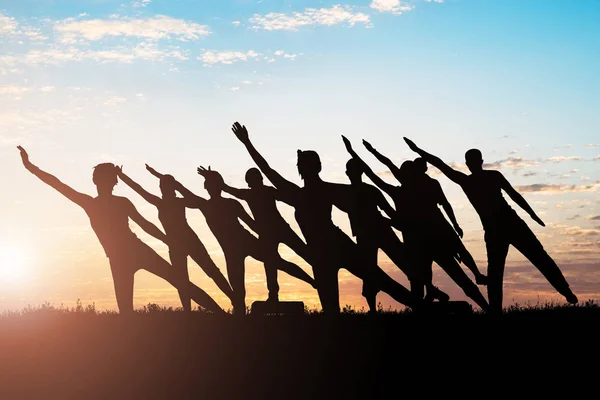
top-left (461, 170), bottom-right (518, 228)
top-left (156, 197), bottom-right (197, 239)
top-left (348, 183), bottom-right (389, 239)
top-left (203, 197), bottom-right (253, 249)
top-left (243, 185), bottom-right (290, 235)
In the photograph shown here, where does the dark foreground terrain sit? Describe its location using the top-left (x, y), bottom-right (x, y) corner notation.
top-left (0, 301), bottom-right (598, 399)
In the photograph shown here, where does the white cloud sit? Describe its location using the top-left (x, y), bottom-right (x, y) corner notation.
top-left (104, 95), bottom-right (126, 106)
top-left (232, 21), bottom-right (241, 26)
top-left (0, 12), bottom-right (47, 41)
top-left (40, 86), bottom-right (56, 92)
top-left (230, 86), bottom-right (240, 91)
top-left (132, 0), bottom-right (152, 8)
top-left (274, 50), bottom-right (284, 56)
top-left (546, 156), bottom-right (582, 162)
top-left (55, 15), bottom-right (211, 42)
top-left (425, 0), bottom-right (444, 3)
top-left (585, 144), bottom-right (600, 148)
top-left (249, 5), bottom-right (370, 31)
top-left (370, 0), bottom-right (415, 15)
top-left (242, 80), bottom-right (252, 85)
top-left (0, 86), bottom-right (29, 95)
top-left (283, 53), bottom-right (297, 60)
top-left (0, 42), bottom-right (188, 66)
top-left (198, 50), bottom-right (260, 66)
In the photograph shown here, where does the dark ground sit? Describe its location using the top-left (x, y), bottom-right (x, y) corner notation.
top-left (0, 301), bottom-right (598, 399)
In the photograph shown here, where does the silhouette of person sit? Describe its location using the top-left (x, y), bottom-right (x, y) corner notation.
top-left (364, 146), bottom-right (488, 286)
top-left (403, 137), bottom-right (578, 313)
top-left (229, 122), bottom-right (422, 314)
top-left (116, 165), bottom-right (235, 312)
top-left (216, 167), bottom-right (316, 303)
top-left (17, 146), bottom-right (225, 315)
top-left (339, 145), bottom-right (419, 313)
top-left (343, 140), bottom-right (490, 311)
top-left (170, 166), bottom-right (315, 315)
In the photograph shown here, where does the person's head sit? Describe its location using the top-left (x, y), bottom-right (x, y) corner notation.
top-left (413, 157), bottom-right (427, 174)
top-left (296, 150), bottom-right (321, 180)
top-left (345, 158), bottom-right (364, 183)
top-left (465, 148), bottom-right (484, 173)
top-left (159, 174), bottom-right (177, 198)
top-left (92, 163), bottom-right (118, 193)
top-left (203, 171), bottom-right (224, 197)
top-left (245, 167), bottom-right (263, 188)
top-left (398, 160), bottom-right (416, 185)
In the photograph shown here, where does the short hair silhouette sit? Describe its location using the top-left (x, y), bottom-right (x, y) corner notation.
top-left (92, 163), bottom-right (118, 187)
top-left (203, 170), bottom-right (225, 194)
top-left (345, 158), bottom-right (365, 179)
top-left (398, 160), bottom-right (415, 184)
top-left (245, 167), bottom-right (263, 187)
top-left (413, 157), bottom-right (427, 174)
top-left (465, 149), bottom-right (483, 171)
top-left (297, 150), bottom-right (321, 178)
top-left (159, 174), bottom-right (177, 195)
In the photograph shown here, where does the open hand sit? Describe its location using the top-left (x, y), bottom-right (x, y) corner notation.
top-left (403, 137), bottom-right (419, 152)
top-left (362, 140), bottom-right (374, 153)
top-left (232, 122), bottom-right (249, 143)
top-left (17, 145), bottom-right (31, 166)
top-left (115, 165), bottom-right (124, 176)
top-left (531, 214), bottom-right (545, 227)
top-left (341, 135), bottom-right (353, 154)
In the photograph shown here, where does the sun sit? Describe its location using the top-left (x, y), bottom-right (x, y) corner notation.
top-left (0, 246), bottom-right (31, 284)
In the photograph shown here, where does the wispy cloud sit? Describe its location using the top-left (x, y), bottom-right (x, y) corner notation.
top-left (515, 183), bottom-right (600, 194)
top-left (546, 156), bottom-right (582, 163)
top-left (0, 12), bottom-right (47, 42)
top-left (249, 5), bottom-right (371, 31)
top-left (132, 0), bottom-right (152, 8)
top-left (584, 144), bottom-right (600, 148)
top-left (370, 0), bottom-right (415, 15)
top-left (55, 15), bottom-right (211, 43)
top-left (198, 50), bottom-right (260, 66)
top-left (484, 156), bottom-right (540, 170)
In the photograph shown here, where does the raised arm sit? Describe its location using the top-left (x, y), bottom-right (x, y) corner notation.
top-left (362, 140), bottom-right (401, 177)
top-left (403, 137), bottom-right (467, 185)
top-left (497, 172), bottom-right (545, 227)
top-left (233, 200), bottom-right (259, 234)
top-left (124, 198), bottom-right (169, 244)
top-left (145, 164), bottom-right (165, 180)
top-left (116, 167), bottom-right (161, 206)
top-left (172, 179), bottom-right (208, 209)
top-left (17, 146), bottom-right (92, 209)
top-left (197, 167), bottom-right (250, 201)
top-left (341, 136), bottom-right (397, 196)
top-left (231, 122), bottom-right (300, 200)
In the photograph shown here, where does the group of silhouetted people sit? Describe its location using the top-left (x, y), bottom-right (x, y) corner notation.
top-left (17, 121), bottom-right (579, 315)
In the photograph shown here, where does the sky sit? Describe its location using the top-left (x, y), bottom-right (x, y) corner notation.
top-left (0, 0), bottom-right (598, 312)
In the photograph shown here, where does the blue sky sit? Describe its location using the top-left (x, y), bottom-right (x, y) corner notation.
top-left (0, 0), bottom-right (598, 311)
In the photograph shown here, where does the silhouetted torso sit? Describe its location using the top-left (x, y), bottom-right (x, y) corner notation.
top-left (202, 197), bottom-right (253, 250)
top-left (85, 196), bottom-right (140, 258)
top-left (347, 183), bottom-right (389, 238)
top-left (459, 170), bottom-right (518, 229)
top-left (241, 186), bottom-right (290, 235)
top-left (292, 182), bottom-right (339, 246)
top-left (157, 197), bottom-right (197, 241)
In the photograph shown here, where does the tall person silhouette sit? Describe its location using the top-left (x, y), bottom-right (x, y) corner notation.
top-left (339, 142), bottom-right (419, 313)
top-left (17, 146), bottom-right (225, 315)
top-left (403, 137), bottom-right (578, 313)
top-left (362, 141), bottom-right (488, 286)
top-left (212, 167), bottom-right (316, 303)
top-left (168, 167), bottom-right (315, 315)
top-left (343, 139), bottom-right (489, 311)
top-left (116, 165), bottom-right (234, 311)
top-left (229, 122), bottom-right (422, 314)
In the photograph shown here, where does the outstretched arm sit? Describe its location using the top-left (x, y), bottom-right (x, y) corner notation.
top-left (145, 164), bottom-right (165, 180)
top-left (498, 172), bottom-right (545, 226)
top-left (172, 179), bottom-right (208, 209)
top-left (197, 167), bottom-right (250, 201)
top-left (403, 137), bottom-right (467, 185)
top-left (234, 201), bottom-right (259, 234)
top-left (362, 140), bottom-right (401, 177)
top-left (117, 167), bottom-right (161, 206)
top-left (17, 146), bottom-right (92, 209)
top-left (124, 199), bottom-right (169, 244)
top-left (231, 122), bottom-right (300, 202)
top-left (437, 186), bottom-right (463, 237)
top-left (342, 136), bottom-right (396, 196)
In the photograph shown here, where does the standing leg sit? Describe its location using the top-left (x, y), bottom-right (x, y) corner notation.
top-left (187, 236), bottom-right (234, 301)
top-left (510, 219), bottom-right (578, 304)
top-left (224, 250), bottom-right (247, 315)
top-left (380, 229), bottom-right (425, 297)
top-left (356, 236), bottom-right (379, 313)
top-left (484, 230), bottom-right (510, 314)
top-left (109, 260), bottom-right (135, 315)
top-left (168, 247), bottom-right (191, 312)
top-left (312, 261), bottom-right (340, 314)
top-left (259, 236), bottom-right (280, 302)
top-left (138, 244), bottom-right (226, 315)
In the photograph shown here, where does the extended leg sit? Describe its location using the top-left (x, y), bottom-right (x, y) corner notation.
top-left (224, 251), bottom-right (247, 315)
top-left (139, 244), bottom-right (226, 315)
top-left (435, 254), bottom-right (490, 312)
top-left (188, 236), bottom-right (235, 301)
top-left (168, 248), bottom-right (192, 312)
top-left (455, 239), bottom-right (487, 285)
top-left (511, 220), bottom-right (577, 304)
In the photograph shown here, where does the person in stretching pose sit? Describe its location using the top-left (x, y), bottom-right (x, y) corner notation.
top-left (170, 167), bottom-right (316, 315)
top-left (339, 139), bottom-right (419, 313)
top-left (343, 139), bottom-right (489, 311)
top-left (404, 137), bottom-right (578, 313)
top-left (17, 146), bottom-right (225, 315)
top-left (229, 122), bottom-right (422, 314)
top-left (116, 165), bottom-right (234, 312)
top-left (213, 167), bottom-right (316, 303)
top-left (362, 140), bottom-right (488, 286)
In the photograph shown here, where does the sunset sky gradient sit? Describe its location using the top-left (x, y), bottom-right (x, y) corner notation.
top-left (1, 0), bottom-right (598, 312)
